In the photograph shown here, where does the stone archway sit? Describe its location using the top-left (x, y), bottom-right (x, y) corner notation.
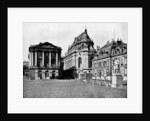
top-left (45, 70), bottom-right (49, 79)
top-left (38, 70), bottom-right (42, 79)
top-left (52, 70), bottom-right (55, 79)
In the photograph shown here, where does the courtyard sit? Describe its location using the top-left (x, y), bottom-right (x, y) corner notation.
top-left (23, 77), bottom-right (127, 98)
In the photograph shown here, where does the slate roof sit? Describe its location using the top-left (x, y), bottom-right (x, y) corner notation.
top-left (75, 29), bottom-right (92, 42)
top-left (69, 29), bottom-right (93, 50)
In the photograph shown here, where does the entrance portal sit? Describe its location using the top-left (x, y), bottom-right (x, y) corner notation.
top-left (52, 71), bottom-right (55, 79)
top-left (45, 70), bottom-right (49, 79)
top-left (38, 71), bottom-right (42, 79)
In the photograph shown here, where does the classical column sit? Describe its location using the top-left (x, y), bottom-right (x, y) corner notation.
top-left (56, 52), bottom-right (58, 67)
top-left (49, 52), bottom-right (51, 67)
top-left (35, 70), bottom-right (38, 80)
top-left (42, 51), bottom-right (44, 67)
top-left (35, 51), bottom-right (37, 67)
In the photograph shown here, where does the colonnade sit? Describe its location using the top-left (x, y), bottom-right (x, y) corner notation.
top-left (29, 51), bottom-right (59, 68)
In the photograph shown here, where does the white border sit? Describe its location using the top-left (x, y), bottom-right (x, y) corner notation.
top-left (8, 8), bottom-right (142, 113)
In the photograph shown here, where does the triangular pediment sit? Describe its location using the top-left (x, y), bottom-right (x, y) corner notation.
top-left (31, 42), bottom-right (61, 49)
top-left (39, 42), bottom-right (55, 48)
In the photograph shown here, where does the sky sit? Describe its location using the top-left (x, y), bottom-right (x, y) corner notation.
top-left (23, 22), bottom-right (128, 61)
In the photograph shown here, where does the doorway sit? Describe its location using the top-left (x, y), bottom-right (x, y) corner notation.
top-left (52, 71), bottom-right (55, 79)
top-left (38, 71), bottom-right (42, 79)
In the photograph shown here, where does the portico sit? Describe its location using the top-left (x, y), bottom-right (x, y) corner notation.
top-left (28, 42), bottom-right (61, 80)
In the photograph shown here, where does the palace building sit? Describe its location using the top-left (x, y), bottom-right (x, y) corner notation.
top-left (63, 29), bottom-right (96, 79)
top-left (28, 42), bottom-right (62, 80)
top-left (92, 39), bottom-right (127, 87)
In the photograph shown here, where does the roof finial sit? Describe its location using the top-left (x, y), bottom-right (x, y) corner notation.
top-left (85, 26), bottom-right (87, 33)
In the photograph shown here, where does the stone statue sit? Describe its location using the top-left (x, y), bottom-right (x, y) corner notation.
top-left (97, 46), bottom-right (100, 51)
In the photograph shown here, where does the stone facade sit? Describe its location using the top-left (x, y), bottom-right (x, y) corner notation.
top-left (63, 29), bottom-right (96, 79)
top-left (28, 42), bottom-right (61, 80)
top-left (92, 39), bottom-right (127, 87)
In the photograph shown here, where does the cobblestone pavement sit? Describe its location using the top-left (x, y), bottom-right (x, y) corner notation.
top-left (23, 78), bottom-right (127, 98)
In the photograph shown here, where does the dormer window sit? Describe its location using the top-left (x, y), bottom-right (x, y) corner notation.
top-left (115, 50), bottom-right (118, 54)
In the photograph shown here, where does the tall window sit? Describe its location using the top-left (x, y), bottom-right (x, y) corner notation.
top-left (45, 71), bottom-right (49, 77)
top-left (78, 57), bottom-right (82, 68)
top-left (51, 52), bottom-right (56, 68)
top-left (37, 52), bottom-right (42, 67)
top-left (44, 52), bottom-right (49, 67)
top-left (89, 57), bottom-right (93, 68)
top-left (122, 48), bottom-right (124, 53)
top-left (38, 70), bottom-right (42, 79)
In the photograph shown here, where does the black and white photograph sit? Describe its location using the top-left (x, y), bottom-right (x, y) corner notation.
top-left (23, 22), bottom-right (127, 98)
top-left (8, 8), bottom-right (142, 113)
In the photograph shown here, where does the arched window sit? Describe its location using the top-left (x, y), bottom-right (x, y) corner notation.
top-left (115, 50), bottom-right (118, 54)
top-left (78, 57), bottom-right (82, 68)
top-left (45, 70), bottom-right (49, 78)
top-left (122, 48), bottom-right (124, 53)
top-left (38, 70), bottom-right (42, 79)
top-left (89, 57), bottom-right (93, 68)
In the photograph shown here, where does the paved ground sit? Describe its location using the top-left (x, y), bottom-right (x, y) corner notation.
top-left (23, 78), bottom-right (127, 98)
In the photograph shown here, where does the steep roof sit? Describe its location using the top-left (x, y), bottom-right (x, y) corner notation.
top-left (75, 29), bottom-right (92, 42)
top-left (93, 39), bottom-right (127, 60)
top-left (100, 41), bottom-right (114, 50)
top-left (68, 29), bottom-right (93, 50)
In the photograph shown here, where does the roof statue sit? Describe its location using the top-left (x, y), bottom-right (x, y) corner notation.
top-left (96, 45), bottom-right (100, 51)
